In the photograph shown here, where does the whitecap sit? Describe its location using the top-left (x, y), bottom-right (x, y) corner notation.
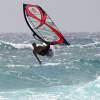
top-left (95, 54), bottom-right (100, 57)
top-left (43, 63), bottom-right (60, 66)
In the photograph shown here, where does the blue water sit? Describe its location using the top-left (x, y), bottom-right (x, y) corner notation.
top-left (0, 32), bottom-right (100, 100)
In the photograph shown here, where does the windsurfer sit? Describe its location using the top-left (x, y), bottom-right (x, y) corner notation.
top-left (32, 42), bottom-right (54, 64)
top-left (32, 42), bottom-right (54, 57)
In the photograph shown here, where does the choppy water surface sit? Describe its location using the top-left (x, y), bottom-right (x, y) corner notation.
top-left (0, 32), bottom-right (100, 100)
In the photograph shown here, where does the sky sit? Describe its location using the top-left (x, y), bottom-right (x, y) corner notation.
top-left (0, 0), bottom-right (100, 33)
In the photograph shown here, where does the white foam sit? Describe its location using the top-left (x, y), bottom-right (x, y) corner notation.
top-left (0, 54), bottom-right (3, 56)
top-left (7, 64), bottom-right (30, 68)
top-left (0, 40), bottom-right (33, 49)
top-left (10, 43), bottom-right (33, 49)
top-left (43, 63), bottom-right (60, 66)
top-left (95, 54), bottom-right (100, 57)
top-left (0, 96), bottom-right (8, 100)
top-left (68, 42), bottom-right (100, 48)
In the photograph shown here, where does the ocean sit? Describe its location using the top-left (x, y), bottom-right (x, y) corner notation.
top-left (0, 32), bottom-right (100, 100)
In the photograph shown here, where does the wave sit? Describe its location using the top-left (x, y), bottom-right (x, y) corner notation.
top-left (79, 58), bottom-right (100, 65)
top-left (0, 40), bottom-right (33, 50)
top-left (1, 40), bottom-right (100, 51)
top-left (68, 41), bottom-right (100, 48)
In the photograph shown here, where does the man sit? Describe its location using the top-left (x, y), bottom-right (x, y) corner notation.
top-left (32, 42), bottom-right (54, 64)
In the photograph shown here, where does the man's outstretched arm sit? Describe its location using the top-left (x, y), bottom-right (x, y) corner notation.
top-left (33, 50), bottom-right (42, 65)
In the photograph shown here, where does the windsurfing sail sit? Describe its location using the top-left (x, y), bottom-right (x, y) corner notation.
top-left (23, 4), bottom-right (70, 45)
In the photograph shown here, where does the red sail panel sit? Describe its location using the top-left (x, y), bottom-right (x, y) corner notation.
top-left (24, 4), bottom-right (69, 45)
